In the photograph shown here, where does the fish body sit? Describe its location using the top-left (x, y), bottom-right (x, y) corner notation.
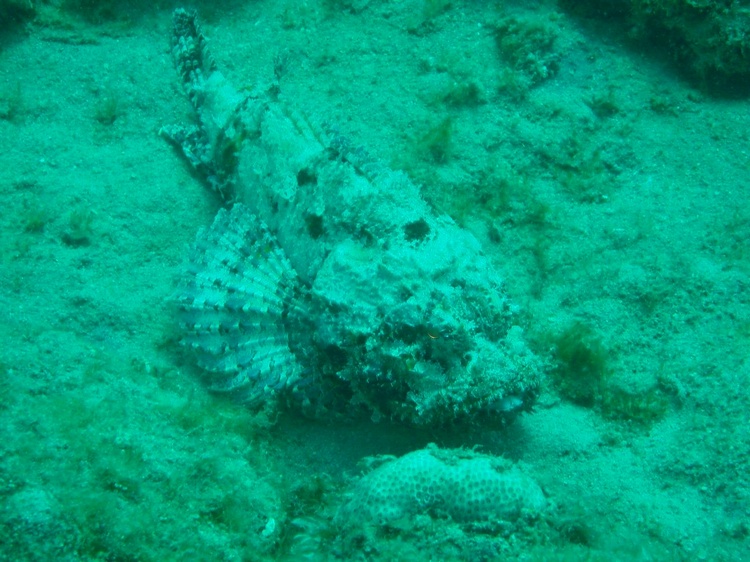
top-left (164, 9), bottom-right (542, 426)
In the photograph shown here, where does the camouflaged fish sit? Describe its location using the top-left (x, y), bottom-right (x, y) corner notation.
top-left (162, 9), bottom-right (542, 426)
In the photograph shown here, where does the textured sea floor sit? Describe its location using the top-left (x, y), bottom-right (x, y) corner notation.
top-left (0, 1), bottom-right (748, 560)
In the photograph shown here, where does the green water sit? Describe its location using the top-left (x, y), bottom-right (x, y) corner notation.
top-left (0, 1), bottom-right (748, 560)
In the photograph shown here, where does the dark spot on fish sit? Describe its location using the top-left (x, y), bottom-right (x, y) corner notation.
top-left (305, 213), bottom-right (324, 239)
top-left (404, 219), bottom-right (430, 242)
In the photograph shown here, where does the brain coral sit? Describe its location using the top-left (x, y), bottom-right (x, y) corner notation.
top-left (336, 445), bottom-right (546, 528)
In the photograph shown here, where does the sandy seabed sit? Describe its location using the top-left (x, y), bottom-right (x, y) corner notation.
top-left (0, 1), bottom-right (748, 560)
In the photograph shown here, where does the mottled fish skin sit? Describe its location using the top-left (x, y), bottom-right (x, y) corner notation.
top-left (163, 9), bottom-right (543, 426)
